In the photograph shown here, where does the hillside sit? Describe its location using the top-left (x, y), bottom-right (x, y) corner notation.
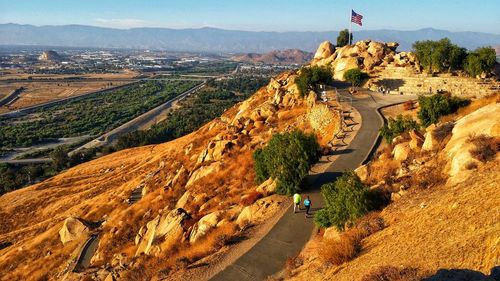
top-left (232, 49), bottom-right (313, 65)
top-left (0, 40), bottom-right (498, 281)
top-left (284, 95), bottom-right (500, 280)
top-left (1, 24), bottom-right (500, 52)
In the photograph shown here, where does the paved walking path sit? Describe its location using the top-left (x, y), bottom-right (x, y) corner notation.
top-left (211, 91), bottom-right (417, 281)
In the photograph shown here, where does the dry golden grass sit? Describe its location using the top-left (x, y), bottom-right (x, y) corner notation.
top-left (440, 93), bottom-right (500, 123)
top-left (361, 266), bottom-right (423, 281)
top-left (468, 134), bottom-right (500, 163)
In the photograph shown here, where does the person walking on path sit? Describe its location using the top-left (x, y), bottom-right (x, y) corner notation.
top-left (303, 196), bottom-right (311, 217)
top-left (293, 193), bottom-right (301, 213)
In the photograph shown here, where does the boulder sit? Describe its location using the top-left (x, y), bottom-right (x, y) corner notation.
top-left (255, 178), bottom-right (277, 195)
top-left (354, 164), bottom-right (369, 182)
top-left (392, 142), bottom-right (411, 162)
top-left (323, 227), bottom-right (341, 241)
top-left (59, 217), bottom-right (89, 245)
top-left (186, 162), bottom-right (223, 187)
top-left (135, 208), bottom-right (191, 256)
top-left (314, 41), bottom-right (335, 60)
top-left (445, 103), bottom-right (500, 177)
top-left (367, 41), bottom-right (386, 60)
top-left (176, 191), bottom-right (192, 209)
top-left (189, 211), bottom-right (223, 243)
top-left (331, 56), bottom-right (360, 80)
top-left (409, 129), bottom-right (425, 151)
top-left (235, 195), bottom-right (283, 227)
top-left (422, 124), bottom-right (439, 151)
top-left (387, 42), bottom-right (399, 52)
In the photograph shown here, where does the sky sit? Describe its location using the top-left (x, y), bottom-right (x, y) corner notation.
top-left (1, 0), bottom-right (499, 34)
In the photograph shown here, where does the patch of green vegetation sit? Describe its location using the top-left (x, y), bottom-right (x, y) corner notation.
top-left (343, 68), bottom-right (369, 87)
top-left (337, 29), bottom-right (352, 48)
top-left (296, 66), bottom-right (332, 96)
top-left (315, 171), bottom-right (374, 230)
top-left (464, 47), bottom-right (497, 77)
top-left (0, 80), bottom-right (199, 148)
top-left (253, 130), bottom-right (320, 195)
top-left (417, 94), bottom-right (470, 126)
top-left (379, 115), bottom-right (420, 144)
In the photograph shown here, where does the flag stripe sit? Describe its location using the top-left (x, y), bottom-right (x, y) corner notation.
top-left (351, 10), bottom-right (363, 26)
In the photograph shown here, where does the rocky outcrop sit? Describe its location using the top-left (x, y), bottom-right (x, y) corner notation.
top-left (445, 103), bottom-right (500, 177)
top-left (312, 40), bottom-right (418, 81)
top-left (393, 142), bottom-right (411, 162)
top-left (135, 208), bottom-right (191, 256)
top-left (189, 211), bottom-right (223, 243)
top-left (59, 217), bottom-right (89, 245)
top-left (354, 164), bottom-right (369, 182)
top-left (409, 129), bottom-right (425, 151)
top-left (186, 162), bottom-right (223, 187)
top-left (197, 140), bottom-right (235, 164)
top-left (235, 195), bottom-right (283, 227)
top-left (422, 124), bottom-right (439, 151)
top-left (255, 178), bottom-right (277, 195)
top-left (314, 41), bottom-right (335, 60)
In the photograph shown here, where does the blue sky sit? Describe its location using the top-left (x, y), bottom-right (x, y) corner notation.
top-left (1, 0), bottom-right (499, 33)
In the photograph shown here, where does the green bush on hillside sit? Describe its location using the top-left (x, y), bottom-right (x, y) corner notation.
top-left (253, 130), bottom-right (320, 195)
top-left (343, 68), bottom-right (369, 87)
top-left (464, 47), bottom-right (497, 77)
top-left (417, 94), bottom-right (470, 126)
top-left (314, 171), bottom-right (374, 230)
top-left (379, 115), bottom-right (420, 143)
top-left (295, 66), bottom-right (333, 97)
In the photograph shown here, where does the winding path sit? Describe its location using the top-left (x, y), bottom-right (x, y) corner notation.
top-left (211, 91), bottom-right (417, 281)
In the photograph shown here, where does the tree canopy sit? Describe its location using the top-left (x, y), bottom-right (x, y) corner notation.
top-left (337, 29), bottom-right (353, 47)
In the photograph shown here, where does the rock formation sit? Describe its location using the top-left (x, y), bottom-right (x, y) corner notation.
top-left (59, 217), bottom-right (89, 245)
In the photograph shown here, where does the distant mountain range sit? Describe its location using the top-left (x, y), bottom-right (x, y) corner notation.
top-left (232, 49), bottom-right (312, 65)
top-left (1, 23), bottom-right (499, 53)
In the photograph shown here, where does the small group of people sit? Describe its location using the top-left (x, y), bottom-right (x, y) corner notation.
top-left (293, 193), bottom-right (312, 217)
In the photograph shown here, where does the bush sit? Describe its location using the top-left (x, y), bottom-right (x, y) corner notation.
top-left (253, 130), bottom-right (320, 195)
top-left (295, 66), bottom-right (332, 96)
top-left (464, 47), bottom-right (497, 77)
top-left (321, 228), bottom-right (363, 265)
top-left (468, 134), bottom-right (499, 163)
top-left (379, 115), bottom-right (420, 143)
top-left (315, 171), bottom-right (374, 230)
top-left (343, 68), bottom-right (369, 87)
top-left (337, 29), bottom-right (352, 47)
top-left (417, 94), bottom-right (470, 126)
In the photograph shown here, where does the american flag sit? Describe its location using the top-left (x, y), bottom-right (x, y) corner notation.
top-left (351, 10), bottom-right (363, 26)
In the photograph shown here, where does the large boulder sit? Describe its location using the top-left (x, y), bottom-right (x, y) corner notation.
top-left (354, 164), bottom-right (369, 182)
top-left (393, 142), bottom-right (411, 162)
top-left (135, 208), bottom-right (191, 256)
top-left (331, 56), bottom-right (360, 80)
top-left (235, 195), bottom-right (283, 227)
top-left (189, 211), bottom-right (223, 243)
top-left (314, 41), bottom-right (335, 60)
top-left (59, 217), bottom-right (89, 245)
top-left (255, 178), bottom-right (277, 195)
top-left (445, 103), bottom-right (500, 177)
top-left (197, 140), bottom-right (234, 164)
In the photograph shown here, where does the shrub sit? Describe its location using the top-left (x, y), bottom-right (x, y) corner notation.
top-left (343, 68), bottom-right (369, 87)
top-left (468, 134), bottom-right (499, 163)
top-left (315, 171), bottom-right (374, 230)
top-left (464, 47), bottom-right (497, 77)
top-left (321, 228), bottom-right (363, 265)
top-left (379, 115), bottom-right (420, 143)
top-left (417, 94), bottom-right (470, 126)
top-left (295, 66), bottom-right (333, 96)
top-left (253, 130), bottom-right (320, 195)
top-left (361, 266), bottom-right (422, 281)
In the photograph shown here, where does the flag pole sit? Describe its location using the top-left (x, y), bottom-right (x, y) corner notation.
top-left (349, 9), bottom-right (352, 45)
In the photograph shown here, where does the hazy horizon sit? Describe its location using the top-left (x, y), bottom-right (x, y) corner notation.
top-left (1, 0), bottom-right (499, 33)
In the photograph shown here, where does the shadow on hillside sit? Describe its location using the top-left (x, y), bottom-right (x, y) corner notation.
top-left (423, 266), bottom-right (500, 281)
top-left (376, 79), bottom-right (406, 92)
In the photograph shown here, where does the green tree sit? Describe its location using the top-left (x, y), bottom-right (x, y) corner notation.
top-left (413, 38), bottom-right (467, 73)
top-left (295, 66), bottom-right (332, 96)
top-left (50, 146), bottom-right (69, 171)
top-left (343, 68), bottom-right (369, 86)
top-left (314, 171), bottom-right (373, 230)
top-left (464, 47), bottom-right (497, 77)
top-left (337, 29), bottom-right (352, 47)
top-left (253, 130), bottom-right (320, 195)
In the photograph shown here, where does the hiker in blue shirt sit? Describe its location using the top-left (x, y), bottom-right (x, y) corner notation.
top-left (303, 196), bottom-right (311, 217)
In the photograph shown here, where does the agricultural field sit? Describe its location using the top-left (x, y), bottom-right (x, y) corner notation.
top-left (0, 79), bottom-right (200, 148)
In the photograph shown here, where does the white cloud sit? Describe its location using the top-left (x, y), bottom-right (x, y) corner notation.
top-left (94, 18), bottom-right (149, 29)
